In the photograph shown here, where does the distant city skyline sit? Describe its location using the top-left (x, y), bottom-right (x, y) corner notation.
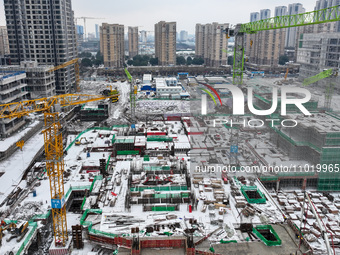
top-left (0, 0), bottom-right (316, 34)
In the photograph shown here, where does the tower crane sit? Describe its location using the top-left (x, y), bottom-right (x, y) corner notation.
top-left (223, 5), bottom-right (340, 165)
top-left (48, 58), bottom-right (80, 92)
top-left (303, 68), bottom-right (338, 110)
top-left (75, 17), bottom-right (105, 41)
top-left (124, 68), bottom-right (137, 122)
top-left (228, 5), bottom-right (340, 85)
top-left (0, 93), bottom-right (117, 247)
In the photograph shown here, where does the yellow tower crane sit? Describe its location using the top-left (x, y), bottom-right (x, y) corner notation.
top-left (49, 58), bottom-right (80, 92)
top-left (0, 93), bottom-right (117, 246)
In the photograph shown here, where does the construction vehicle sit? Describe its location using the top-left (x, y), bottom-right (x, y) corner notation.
top-left (5, 221), bottom-right (28, 243)
top-left (0, 221), bottom-right (16, 245)
top-left (75, 137), bottom-right (89, 146)
top-left (101, 86), bottom-right (120, 103)
top-left (48, 58), bottom-right (80, 92)
top-left (0, 93), bottom-right (116, 247)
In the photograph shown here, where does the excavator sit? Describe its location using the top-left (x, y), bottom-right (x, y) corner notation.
top-left (5, 221), bottom-right (29, 243)
top-left (0, 221), bottom-right (16, 245)
top-left (75, 137), bottom-right (89, 146)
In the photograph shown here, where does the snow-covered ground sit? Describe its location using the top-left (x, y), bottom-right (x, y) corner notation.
top-left (0, 131), bottom-right (44, 205)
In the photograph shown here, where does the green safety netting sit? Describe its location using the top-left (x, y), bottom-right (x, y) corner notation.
top-left (147, 136), bottom-right (173, 142)
top-left (130, 186), bottom-right (188, 192)
top-left (65, 185), bottom-right (91, 200)
top-left (116, 150), bottom-right (139, 155)
top-left (325, 133), bottom-right (340, 146)
top-left (143, 165), bottom-right (171, 171)
top-left (89, 175), bottom-right (103, 193)
top-left (154, 192), bottom-right (189, 199)
top-left (30, 210), bottom-right (51, 221)
top-left (144, 155), bottom-right (150, 161)
top-left (260, 176), bottom-right (278, 181)
top-left (241, 186), bottom-right (266, 204)
top-left (80, 209), bottom-right (117, 238)
top-left (16, 221), bottom-right (38, 255)
top-left (220, 240), bottom-right (237, 244)
top-left (151, 206), bottom-right (175, 211)
top-left (252, 225), bottom-right (282, 246)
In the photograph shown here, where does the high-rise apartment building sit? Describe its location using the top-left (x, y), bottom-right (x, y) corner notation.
top-left (100, 23), bottom-right (125, 68)
top-left (180, 30), bottom-right (188, 42)
top-left (250, 12), bottom-right (260, 22)
top-left (128, 27), bottom-right (139, 58)
top-left (154, 21), bottom-right (176, 66)
top-left (95, 24), bottom-right (100, 39)
top-left (4, 0), bottom-right (78, 94)
top-left (275, 6), bottom-right (288, 17)
top-left (0, 71), bottom-right (28, 137)
top-left (260, 9), bottom-right (271, 20)
top-left (76, 25), bottom-right (84, 42)
top-left (195, 23), bottom-right (228, 67)
top-left (297, 33), bottom-right (340, 91)
top-left (285, 3), bottom-right (305, 48)
top-left (245, 29), bottom-right (286, 68)
top-left (0, 26), bottom-right (10, 56)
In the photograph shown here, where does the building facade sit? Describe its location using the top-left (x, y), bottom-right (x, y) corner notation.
top-left (297, 33), bottom-right (340, 91)
top-left (285, 3), bottom-right (305, 48)
top-left (179, 30), bottom-right (188, 42)
top-left (100, 23), bottom-right (125, 68)
top-left (0, 26), bottom-right (10, 57)
top-left (274, 6), bottom-right (287, 17)
top-left (260, 9), bottom-right (271, 20)
top-left (4, 0), bottom-right (78, 94)
top-left (0, 71), bottom-right (28, 137)
top-left (195, 23), bottom-right (229, 67)
top-left (155, 21), bottom-right (176, 66)
top-left (245, 29), bottom-right (286, 68)
top-left (250, 12), bottom-right (260, 22)
top-left (76, 25), bottom-right (84, 42)
top-left (128, 27), bottom-right (139, 58)
top-left (0, 61), bottom-right (55, 99)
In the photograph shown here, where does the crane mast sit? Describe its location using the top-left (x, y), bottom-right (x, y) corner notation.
top-left (0, 94), bottom-right (116, 246)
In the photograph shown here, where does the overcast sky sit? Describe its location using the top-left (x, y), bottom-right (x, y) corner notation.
top-left (0, 0), bottom-right (317, 34)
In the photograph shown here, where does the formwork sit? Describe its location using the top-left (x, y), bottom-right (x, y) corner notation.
top-left (252, 225), bottom-right (282, 246)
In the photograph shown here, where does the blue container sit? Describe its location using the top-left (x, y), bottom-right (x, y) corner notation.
top-left (131, 124), bottom-right (136, 129)
top-left (87, 152), bottom-right (90, 158)
top-left (146, 91), bottom-right (150, 95)
top-left (33, 189), bottom-right (37, 197)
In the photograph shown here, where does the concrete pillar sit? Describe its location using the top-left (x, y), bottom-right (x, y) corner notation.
top-left (276, 180), bottom-right (280, 191)
top-left (302, 178), bottom-right (307, 190)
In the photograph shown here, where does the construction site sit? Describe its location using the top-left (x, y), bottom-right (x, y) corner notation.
top-left (0, 4), bottom-right (340, 255)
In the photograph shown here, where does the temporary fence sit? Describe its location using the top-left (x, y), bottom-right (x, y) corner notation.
top-left (252, 225), bottom-right (282, 246)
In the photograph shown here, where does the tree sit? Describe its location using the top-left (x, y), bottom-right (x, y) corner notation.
top-left (176, 56), bottom-right (186, 65)
top-left (95, 51), bottom-right (104, 65)
top-left (81, 58), bottom-right (92, 67)
top-left (186, 57), bottom-right (192, 65)
top-left (228, 56), bottom-right (233, 66)
top-left (192, 57), bottom-right (204, 65)
top-left (127, 59), bottom-right (134, 66)
top-left (279, 55), bottom-right (289, 65)
top-left (150, 57), bottom-right (158, 66)
top-left (79, 52), bottom-right (92, 58)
